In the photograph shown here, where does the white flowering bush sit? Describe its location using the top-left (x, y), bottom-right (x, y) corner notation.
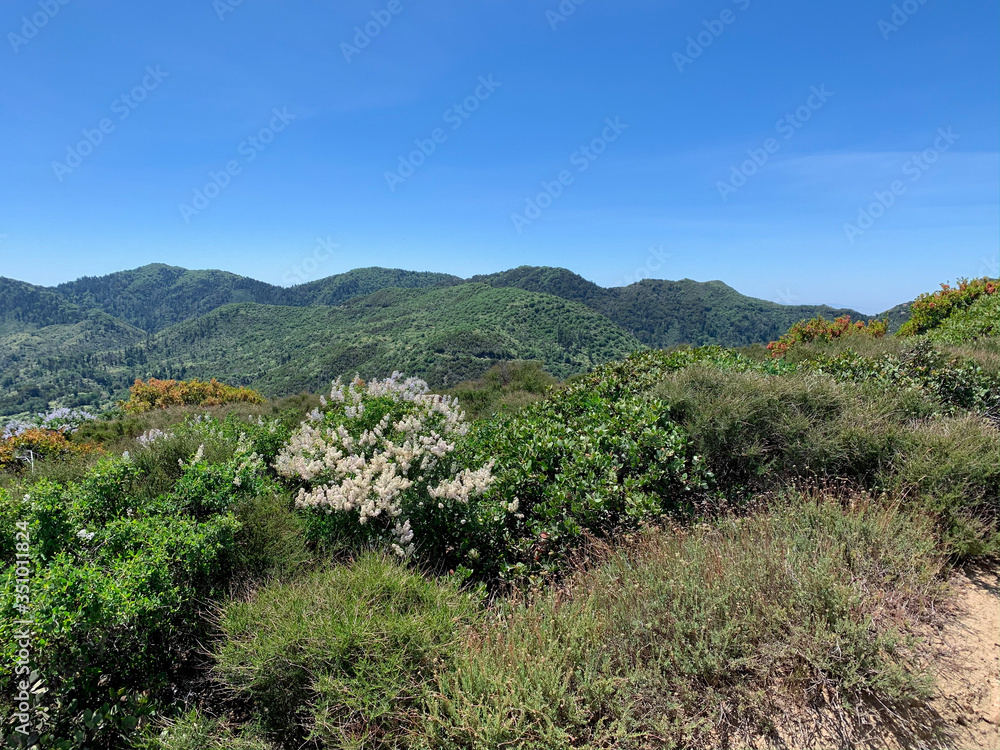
top-left (275, 373), bottom-right (495, 560)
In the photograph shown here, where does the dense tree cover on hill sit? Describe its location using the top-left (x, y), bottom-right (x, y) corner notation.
top-left (0, 284), bottom-right (641, 416)
top-left (55, 265), bottom-right (461, 333)
top-left (473, 265), bottom-right (870, 347)
top-left (0, 263), bottom-right (915, 416)
top-left (289, 267), bottom-right (461, 307)
top-left (134, 284), bottom-right (640, 390)
top-left (55, 265), bottom-right (288, 332)
top-left (0, 278), bottom-right (85, 327)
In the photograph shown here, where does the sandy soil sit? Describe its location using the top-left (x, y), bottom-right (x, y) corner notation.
top-left (920, 565), bottom-right (1000, 750)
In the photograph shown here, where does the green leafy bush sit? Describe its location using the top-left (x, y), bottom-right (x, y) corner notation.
top-left (803, 339), bottom-right (1000, 420)
top-left (0, 418), bottom-right (285, 749)
top-left (926, 291), bottom-right (1000, 345)
top-left (460, 387), bottom-right (711, 581)
top-left (897, 277), bottom-right (998, 337)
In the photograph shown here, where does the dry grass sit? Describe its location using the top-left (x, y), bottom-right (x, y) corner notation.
top-left (421, 490), bottom-right (946, 749)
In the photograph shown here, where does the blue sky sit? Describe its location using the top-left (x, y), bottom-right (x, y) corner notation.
top-left (1, 0), bottom-right (997, 314)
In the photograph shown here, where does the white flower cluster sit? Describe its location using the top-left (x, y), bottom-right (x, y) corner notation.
top-left (428, 464), bottom-right (496, 502)
top-left (275, 373), bottom-right (494, 557)
top-left (2, 407), bottom-right (97, 439)
top-left (136, 428), bottom-right (170, 447)
top-left (179, 443), bottom-right (206, 468)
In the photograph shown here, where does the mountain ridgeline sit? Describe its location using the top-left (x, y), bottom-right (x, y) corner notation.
top-left (0, 263), bottom-right (893, 416)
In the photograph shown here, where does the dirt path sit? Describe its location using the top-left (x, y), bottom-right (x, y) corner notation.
top-left (921, 565), bottom-right (1000, 750)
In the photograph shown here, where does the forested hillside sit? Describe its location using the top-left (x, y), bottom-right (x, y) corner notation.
top-left (149, 284), bottom-right (641, 392)
top-left (473, 266), bottom-right (868, 347)
top-left (0, 263), bottom-right (904, 416)
top-left (55, 264), bottom-right (460, 332)
top-left (0, 277), bottom-right (86, 327)
top-left (55, 265), bottom-right (288, 332)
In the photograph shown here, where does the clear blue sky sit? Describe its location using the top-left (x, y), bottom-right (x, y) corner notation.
top-left (1, 0), bottom-right (997, 313)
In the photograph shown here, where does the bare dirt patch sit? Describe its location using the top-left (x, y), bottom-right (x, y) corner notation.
top-left (920, 564), bottom-right (1000, 750)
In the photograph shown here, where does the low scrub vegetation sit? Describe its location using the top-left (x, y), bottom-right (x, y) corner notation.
top-left (445, 360), bottom-right (557, 420)
top-left (214, 555), bottom-right (478, 748)
top-left (423, 492), bottom-right (943, 750)
top-left (0, 278), bottom-right (996, 749)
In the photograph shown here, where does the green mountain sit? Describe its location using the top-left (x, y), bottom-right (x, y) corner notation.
top-left (471, 266), bottom-right (866, 347)
top-left (54, 264), bottom-right (287, 332)
top-left (148, 283), bottom-right (641, 393)
top-left (0, 283), bottom-right (640, 414)
top-left (0, 263), bottom-right (903, 417)
top-left (0, 277), bottom-right (86, 328)
top-left (54, 264), bottom-right (459, 332)
top-left (0, 311), bottom-right (146, 415)
top-left (289, 267), bottom-right (462, 307)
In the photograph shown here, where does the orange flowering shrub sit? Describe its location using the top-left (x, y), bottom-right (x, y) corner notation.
top-left (120, 377), bottom-right (265, 414)
top-left (0, 428), bottom-right (102, 470)
top-left (897, 277), bottom-right (998, 337)
top-left (767, 315), bottom-right (889, 358)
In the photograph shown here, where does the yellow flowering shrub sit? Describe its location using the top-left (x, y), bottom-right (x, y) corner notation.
top-left (120, 377), bottom-right (265, 413)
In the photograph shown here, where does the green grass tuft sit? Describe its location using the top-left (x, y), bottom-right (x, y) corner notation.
top-left (213, 554), bottom-right (480, 749)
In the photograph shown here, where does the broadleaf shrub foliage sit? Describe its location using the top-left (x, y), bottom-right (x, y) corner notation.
top-left (0, 417), bottom-right (283, 749)
top-left (459, 389), bottom-right (711, 580)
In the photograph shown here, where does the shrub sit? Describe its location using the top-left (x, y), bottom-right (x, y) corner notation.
top-left (886, 413), bottom-right (1000, 556)
top-left (647, 365), bottom-right (912, 492)
top-left (135, 711), bottom-right (275, 750)
top-left (274, 374), bottom-right (495, 561)
top-left (2, 407), bottom-right (97, 439)
top-left (645, 362), bottom-right (999, 556)
top-left (460, 386), bottom-right (711, 581)
top-left (213, 554), bottom-right (479, 749)
top-left (121, 378), bottom-right (265, 414)
top-left (229, 490), bottom-right (311, 581)
top-left (0, 428), bottom-right (102, 472)
top-left (0, 428), bottom-right (279, 749)
top-left (446, 361), bottom-right (558, 420)
top-left (898, 277), bottom-right (998, 337)
top-left (422, 492), bottom-right (944, 749)
top-left (926, 291), bottom-right (1000, 345)
top-left (767, 315), bottom-right (889, 358)
top-left (807, 339), bottom-right (1000, 419)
